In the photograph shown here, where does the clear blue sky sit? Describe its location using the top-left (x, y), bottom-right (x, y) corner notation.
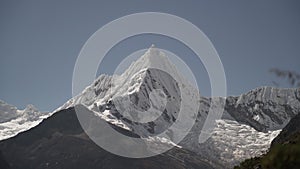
top-left (1, 0), bottom-right (299, 112)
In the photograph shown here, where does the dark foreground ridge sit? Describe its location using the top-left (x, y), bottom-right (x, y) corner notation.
top-left (0, 105), bottom-right (213, 169)
top-left (234, 113), bottom-right (300, 169)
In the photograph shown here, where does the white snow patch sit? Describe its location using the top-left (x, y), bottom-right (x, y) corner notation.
top-left (198, 119), bottom-right (281, 167)
top-left (0, 100), bottom-right (51, 140)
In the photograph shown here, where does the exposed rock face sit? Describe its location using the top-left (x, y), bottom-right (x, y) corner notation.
top-left (234, 109), bottom-right (300, 169)
top-left (1, 47), bottom-right (299, 168)
top-left (194, 87), bottom-right (300, 167)
top-left (52, 47), bottom-right (300, 168)
top-left (0, 106), bottom-right (214, 169)
top-left (225, 87), bottom-right (300, 132)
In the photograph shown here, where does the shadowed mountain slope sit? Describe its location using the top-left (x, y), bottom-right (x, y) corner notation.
top-left (0, 105), bottom-right (214, 169)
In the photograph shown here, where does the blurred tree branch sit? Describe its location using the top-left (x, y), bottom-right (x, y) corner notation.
top-left (269, 68), bottom-right (300, 87)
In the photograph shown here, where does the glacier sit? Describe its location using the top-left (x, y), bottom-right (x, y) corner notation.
top-left (1, 46), bottom-right (299, 168)
top-left (53, 46), bottom-right (300, 168)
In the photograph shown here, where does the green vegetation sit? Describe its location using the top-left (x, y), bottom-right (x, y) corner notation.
top-left (234, 133), bottom-right (300, 169)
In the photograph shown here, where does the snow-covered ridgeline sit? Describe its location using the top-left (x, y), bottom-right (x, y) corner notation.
top-left (0, 100), bottom-right (50, 140)
top-left (52, 47), bottom-right (300, 168)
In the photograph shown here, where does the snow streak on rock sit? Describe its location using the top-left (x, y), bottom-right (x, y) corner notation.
top-left (0, 100), bottom-right (50, 140)
top-left (53, 46), bottom-right (300, 168)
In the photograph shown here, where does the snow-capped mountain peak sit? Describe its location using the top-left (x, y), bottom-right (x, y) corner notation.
top-left (23, 104), bottom-right (38, 113)
top-left (56, 45), bottom-right (195, 113)
top-left (55, 46), bottom-right (200, 146)
top-left (139, 44), bottom-right (170, 67)
top-left (53, 46), bottom-right (300, 168)
top-left (0, 100), bottom-right (51, 140)
top-left (120, 45), bottom-right (183, 84)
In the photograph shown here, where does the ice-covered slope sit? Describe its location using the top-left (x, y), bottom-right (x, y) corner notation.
top-left (56, 45), bottom-right (195, 112)
top-left (0, 100), bottom-right (50, 140)
top-left (56, 46), bottom-right (199, 139)
top-left (191, 87), bottom-right (300, 167)
top-left (54, 46), bottom-right (300, 168)
top-left (197, 119), bottom-right (281, 167)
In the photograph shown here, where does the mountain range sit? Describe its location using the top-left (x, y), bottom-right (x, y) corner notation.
top-left (0, 100), bottom-right (50, 140)
top-left (0, 46), bottom-right (299, 169)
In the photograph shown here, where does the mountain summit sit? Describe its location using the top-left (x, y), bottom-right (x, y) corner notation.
top-left (0, 47), bottom-right (299, 169)
top-left (0, 100), bottom-right (50, 140)
top-left (57, 46), bottom-right (199, 142)
top-left (54, 47), bottom-right (300, 167)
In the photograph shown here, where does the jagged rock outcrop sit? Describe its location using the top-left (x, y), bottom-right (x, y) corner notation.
top-left (1, 47), bottom-right (299, 168)
top-left (0, 106), bottom-right (214, 169)
top-left (53, 47), bottom-right (300, 168)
